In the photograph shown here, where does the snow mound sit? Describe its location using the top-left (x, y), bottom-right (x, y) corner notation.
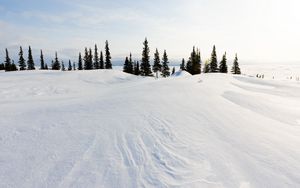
top-left (171, 70), bottom-right (192, 77)
top-left (0, 70), bottom-right (300, 188)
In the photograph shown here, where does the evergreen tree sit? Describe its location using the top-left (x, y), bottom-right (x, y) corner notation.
top-left (231, 54), bottom-right (241, 74)
top-left (84, 47), bottom-right (93, 70)
top-left (93, 44), bottom-right (100, 69)
top-left (210, 45), bottom-right (218, 72)
top-left (186, 47), bottom-right (201, 75)
top-left (4, 48), bottom-right (12, 71)
top-left (99, 51), bottom-right (104, 69)
top-left (105, 40), bottom-right (112, 69)
top-left (123, 56), bottom-right (130, 73)
top-left (134, 61), bottom-right (140, 75)
top-left (152, 48), bottom-right (161, 73)
top-left (172, 67), bottom-right (176, 75)
top-left (89, 48), bottom-right (93, 69)
top-left (0, 63), bottom-right (4, 70)
top-left (140, 38), bottom-right (152, 76)
top-left (61, 61), bottom-right (65, 71)
top-left (180, 58), bottom-right (186, 71)
top-left (193, 48), bottom-right (201, 75)
top-left (186, 59), bottom-right (192, 74)
top-left (219, 52), bottom-right (228, 73)
top-left (52, 52), bottom-right (60, 70)
top-left (186, 47), bottom-right (195, 74)
top-left (40, 50), bottom-right (45, 70)
top-left (128, 53), bottom-right (134, 74)
top-left (27, 46), bottom-right (35, 70)
top-left (18, 46), bottom-right (26, 70)
top-left (68, 60), bottom-right (72, 71)
top-left (161, 50), bottom-right (170, 77)
top-left (78, 52), bottom-right (83, 70)
top-left (123, 53), bottom-right (134, 74)
top-left (11, 60), bottom-right (17, 71)
top-left (45, 63), bottom-right (48, 70)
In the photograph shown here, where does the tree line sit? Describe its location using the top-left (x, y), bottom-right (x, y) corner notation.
top-left (123, 38), bottom-right (241, 76)
top-left (0, 38), bottom-right (241, 75)
top-left (0, 40), bottom-right (112, 72)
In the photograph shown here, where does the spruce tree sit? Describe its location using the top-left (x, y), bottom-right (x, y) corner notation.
top-left (99, 51), bottom-right (104, 69)
top-left (84, 47), bottom-right (93, 70)
top-left (68, 60), bottom-right (72, 71)
top-left (27, 46), bottom-right (35, 70)
top-left (161, 50), bottom-right (170, 77)
top-left (210, 45), bottom-right (218, 72)
top-left (123, 56), bottom-right (130, 73)
top-left (180, 58), bottom-right (186, 71)
top-left (231, 54), bottom-right (241, 74)
top-left (52, 52), bottom-right (60, 70)
top-left (105, 40), bottom-right (112, 69)
top-left (78, 52), bottom-right (83, 70)
top-left (152, 48), bottom-right (161, 73)
top-left (11, 60), bottom-right (17, 71)
top-left (4, 48), bottom-right (12, 71)
top-left (140, 38), bottom-right (152, 76)
top-left (128, 53), bottom-right (134, 74)
top-left (172, 67), bottom-right (175, 75)
top-left (186, 47), bottom-right (200, 75)
top-left (0, 63), bottom-right (4, 70)
top-left (89, 48), bottom-right (93, 69)
top-left (219, 52), bottom-right (228, 73)
top-left (134, 61), bottom-right (140, 75)
top-left (94, 44), bottom-right (100, 69)
top-left (186, 47), bottom-right (195, 74)
top-left (123, 53), bottom-right (134, 74)
top-left (61, 61), bottom-right (65, 71)
top-left (192, 48), bottom-right (201, 75)
top-left (40, 50), bottom-right (45, 70)
top-left (18, 46), bottom-right (26, 70)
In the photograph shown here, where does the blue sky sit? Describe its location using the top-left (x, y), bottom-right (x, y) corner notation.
top-left (0, 0), bottom-right (300, 64)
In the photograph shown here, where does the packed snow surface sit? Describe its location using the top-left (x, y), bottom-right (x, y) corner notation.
top-left (0, 70), bottom-right (300, 188)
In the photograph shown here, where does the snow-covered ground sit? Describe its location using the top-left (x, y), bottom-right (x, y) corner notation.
top-left (241, 64), bottom-right (300, 81)
top-left (0, 69), bottom-right (300, 188)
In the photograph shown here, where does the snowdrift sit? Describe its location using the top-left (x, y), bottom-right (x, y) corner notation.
top-left (0, 70), bottom-right (300, 188)
top-left (171, 70), bottom-right (192, 77)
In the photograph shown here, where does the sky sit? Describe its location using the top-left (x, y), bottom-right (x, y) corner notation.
top-left (0, 0), bottom-right (300, 64)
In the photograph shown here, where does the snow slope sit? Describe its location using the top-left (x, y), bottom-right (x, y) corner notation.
top-left (241, 64), bottom-right (300, 81)
top-left (0, 70), bottom-right (300, 188)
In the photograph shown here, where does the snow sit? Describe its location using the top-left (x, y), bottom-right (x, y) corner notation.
top-left (241, 64), bottom-right (300, 81)
top-left (0, 69), bottom-right (300, 188)
top-left (171, 70), bottom-right (192, 77)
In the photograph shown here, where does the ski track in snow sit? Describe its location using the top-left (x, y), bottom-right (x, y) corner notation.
top-left (0, 70), bottom-right (300, 188)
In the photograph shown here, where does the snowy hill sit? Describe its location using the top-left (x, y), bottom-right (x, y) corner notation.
top-left (0, 70), bottom-right (300, 188)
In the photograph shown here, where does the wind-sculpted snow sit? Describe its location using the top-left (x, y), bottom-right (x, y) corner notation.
top-left (0, 70), bottom-right (299, 188)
